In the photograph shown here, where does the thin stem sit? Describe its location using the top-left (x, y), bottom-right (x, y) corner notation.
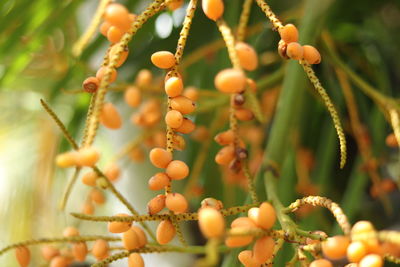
top-left (389, 109), bottom-right (400, 149)
top-left (236, 0), bottom-right (253, 42)
top-left (59, 167), bottom-right (81, 210)
top-left (0, 236), bottom-right (120, 256)
top-left (254, 0), bottom-right (284, 31)
top-left (72, 0), bottom-right (112, 57)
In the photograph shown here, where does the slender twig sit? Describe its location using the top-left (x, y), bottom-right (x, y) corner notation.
top-left (236, 0), bottom-right (253, 42)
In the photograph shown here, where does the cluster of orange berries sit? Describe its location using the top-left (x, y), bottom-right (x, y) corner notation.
top-left (309, 221), bottom-right (395, 267)
top-left (142, 50), bottom-right (197, 245)
top-left (277, 24), bottom-right (321, 64)
top-left (196, 201), bottom-right (277, 267)
top-left (82, 2), bottom-right (134, 93)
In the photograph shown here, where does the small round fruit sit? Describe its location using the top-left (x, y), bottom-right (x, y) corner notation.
top-left (165, 76), bottom-right (184, 97)
top-left (124, 86), bottom-right (141, 107)
top-left (104, 162), bottom-right (121, 182)
top-left (104, 3), bottom-right (131, 31)
top-left (170, 96), bottom-right (195, 114)
top-left (82, 171), bottom-right (97, 186)
top-left (165, 110), bottom-right (183, 128)
top-left (253, 236), bottom-right (275, 263)
top-left (214, 130), bottom-right (234, 145)
top-left (166, 192), bottom-right (188, 213)
top-left (303, 45), bottom-right (321, 64)
top-left (347, 241), bottom-right (367, 263)
top-left (72, 242), bottom-right (87, 262)
top-left (63, 226), bottom-right (79, 237)
top-left (286, 42), bottom-right (303, 60)
top-left (166, 160), bottom-right (189, 180)
top-left (202, 0), bottom-right (224, 21)
top-left (198, 207), bottom-right (225, 238)
top-left (106, 26), bottom-right (124, 43)
top-left (92, 239), bottom-right (109, 260)
top-left (214, 68), bottom-right (246, 93)
top-left (90, 189), bottom-right (105, 204)
top-left (147, 194), bottom-right (166, 215)
top-left (135, 69), bottom-right (152, 87)
top-left (149, 148), bottom-right (173, 168)
top-left (96, 66), bottom-right (118, 83)
top-left (309, 259), bottom-right (333, 267)
top-left (148, 172), bottom-right (170, 190)
top-left (279, 24), bottom-right (299, 43)
top-left (359, 254), bottom-right (383, 267)
top-left (156, 220), bottom-right (176, 244)
top-left (257, 202), bottom-right (276, 229)
top-left (15, 246), bottom-right (30, 267)
top-left (82, 77), bottom-right (99, 93)
top-left (100, 102), bottom-right (122, 129)
top-left (109, 45), bottom-right (129, 67)
top-left (175, 118), bottom-right (195, 134)
top-left (238, 250), bottom-right (258, 267)
top-left (131, 226), bottom-right (147, 247)
top-left (235, 42), bottom-right (258, 71)
top-left (123, 228), bottom-right (141, 250)
top-left (41, 246), bottom-right (59, 261)
top-left (76, 147), bottom-right (100, 167)
top-left (151, 51), bottom-right (176, 69)
top-left (322, 235), bottom-right (350, 260)
top-left (183, 87), bottom-right (199, 101)
top-left (55, 151), bottom-right (77, 168)
top-left (215, 146), bottom-right (235, 165)
top-left (108, 213), bottom-right (131, 233)
top-left (128, 253), bottom-right (144, 267)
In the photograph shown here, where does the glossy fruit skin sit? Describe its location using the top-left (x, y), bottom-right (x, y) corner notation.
top-left (214, 68), bottom-right (246, 93)
top-left (151, 51), bottom-right (176, 69)
top-left (128, 253), bottom-right (145, 267)
top-left (279, 24), bottom-right (299, 43)
top-left (104, 3), bottom-right (131, 31)
top-left (175, 118), bottom-right (196, 134)
top-left (198, 207), bottom-right (225, 238)
top-left (257, 202), bottom-right (276, 229)
top-left (166, 160), bottom-right (189, 180)
top-left (165, 110), bottom-right (184, 128)
top-left (156, 220), bottom-right (176, 244)
top-left (359, 254), bottom-right (383, 267)
top-left (147, 194), bottom-right (166, 215)
top-left (253, 236), bottom-right (275, 263)
top-left (108, 213), bottom-right (131, 233)
top-left (347, 241), bottom-right (368, 263)
top-left (303, 45), bottom-right (321, 64)
top-left (322, 235), bottom-right (350, 260)
top-left (148, 172), bottom-right (170, 190)
top-left (15, 246), bottom-right (30, 267)
top-left (309, 259), bottom-right (333, 267)
top-left (202, 0), bottom-right (224, 21)
top-left (170, 96), bottom-right (195, 114)
top-left (166, 192), bottom-right (188, 213)
top-left (100, 102), bottom-right (122, 129)
top-left (149, 148), bottom-right (173, 169)
top-left (165, 77), bottom-right (184, 97)
top-left (238, 250), bottom-right (259, 267)
top-left (286, 42), bottom-right (304, 60)
top-left (235, 42), bottom-right (259, 71)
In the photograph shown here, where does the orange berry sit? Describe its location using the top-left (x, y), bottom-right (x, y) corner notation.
top-left (104, 162), bottom-right (121, 182)
top-left (215, 68), bottom-right (246, 93)
top-left (238, 250), bottom-right (258, 267)
top-left (100, 21), bottom-right (111, 37)
top-left (124, 86), bottom-right (141, 107)
top-left (359, 254), bottom-right (383, 267)
top-left (166, 160), bottom-right (189, 180)
top-left (253, 236), bottom-right (275, 263)
top-left (128, 253), bottom-right (144, 267)
top-left (100, 102), bottom-right (122, 129)
top-left (135, 69), bottom-right (153, 87)
top-left (235, 108), bottom-right (254, 121)
top-left (104, 3), bottom-right (131, 31)
top-left (63, 226), bottom-right (79, 237)
top-left (49, 256), bottom-right (69, 267)
top-left (183, 86), bottom-right (199, 101)
top-left (167, 0), bottom-right (184, 10)
top-left (231, 217), bottom-right (257, 229)
top-left (15, 246), bottom-right (30, 267)
top-left (123, 228), bottom-right (141, 250)
top-left (147, 194), bottom-right (166, 215)
top-left (198, 207), bottom-right (225, 238)
top-left (303, 45), bottom-right (321, 64)
top-left (148, 172), bottom-right (170, 191)
top-left (286, 42), bottom-right (303, 60)
top-left (82, 201), bottom-right (94, 215)
top-left (108, 213), bottom-right (131, 233)
top-left (202, 0), bottom-right (224, 21)
top-left (214, 130), bottom-right (234, 145)
top-left (151, 51), bottom-right (176, 69)
top-left (215, 145), bottom-right (235, 165)
top-left (347, 241), bottom-right (367, 263)
top-left (165, 76), bottom-right (184, 97)
top-left (175, 118), bottom-right (196, 134)
top-left (82, 171), bottom-right (97, 186)
top-left (106, 25), bottom-right (124, 43)
top-left (351, 221), bottom-right (375, 236)
top-left (149, 148), bottom-right (173, 168)
top-left (235, 42), bottom-right (258, 71)
top-left (72, 242), bottom-right (87, 262)
top-left (90, 188), bottom-right (105, 204)
top-left (156, 220), bottom-right (176, 244)
top-left (82, 76), bottom-right (100, 93)
top-left (165, 110), bottom-right (183, 128)
top-left (201, 197), bottom-right (224, 210)
top-left (76, 146), bottom-right (100, 167)
top-left (166, 192), bottom-right (188, 213)
top-left (55, 151), bottom-right (77, 168)
top-left (41, 246), bottom-right (59, 261)
top-left (92, 239), bottom-right (109, 260)
top-left (131, 226), bottom-right (147, 247)
top-left (279, 24), bottom-right (299, 43)
top-left (385, 133), bottom-right (398, 147)
top-left (171, 96), bottom-right (195, 114)
top-left (322, 235), bottom-right (350, 260)
top-left (225, 228), bottom-right (254, 248)
top-left (309, 259), bottom-right (333, 267)
top-left (96, 66), bottom-right (118, 83)
top-left (257, 202), bottom-right (276, 229)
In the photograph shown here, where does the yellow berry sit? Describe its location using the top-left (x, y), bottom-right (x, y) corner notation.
top-left (165, 76), bottom-right (184, 97)
top-left (322, 235), bottom-right (350, 260)
top-left (198, 207), bottom-right (225, 238)
top-left (347, 241), bottom-right (367, 263)
top-left (309, 259), bottom-right (333, 267)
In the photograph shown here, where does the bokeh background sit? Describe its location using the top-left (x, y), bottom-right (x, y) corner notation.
top-left (0, 0), bottom-right (399, 266)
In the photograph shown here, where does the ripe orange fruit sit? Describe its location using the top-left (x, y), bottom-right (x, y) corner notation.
top-left (100, 102), bottom-right (122, 129)
top-left (156, 220), bottom-right (176, 244)
top-left (202, 0), bottom-right (224, 21)
top-left (303, 45), bottom-right (321, 64)
top-left (322, 235), bottom-right (350, 260)
top-left (279, 24), bottom-right (299, 43)
top-left (166, 192), bottom-right (189, 213)
top-left (149, 148), bottom-right (173, 168)
top-left (235, 42), bottom-right (258, 71)
top-left (166, 160), bottom-right (189, 180)
top-left (214, 68), bottom-right (246, 93)
top-left (151, 51), bottom-right (176, 69)
top-left (198, 207), bottom-right (225, 238)
top-left (108, 213), bottom-right (131, 233)
top-left (15, 246), bottom-right (30, 267)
